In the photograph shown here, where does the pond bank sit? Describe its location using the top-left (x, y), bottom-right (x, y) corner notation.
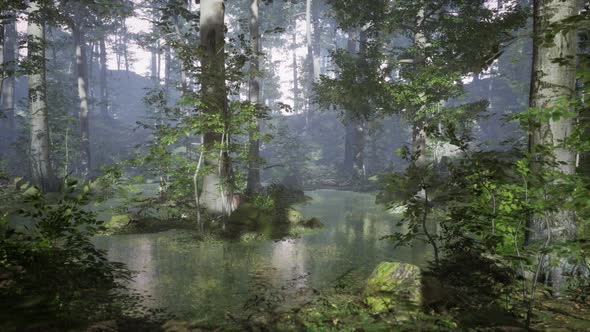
top-left (94, 190), bottom-right (422, 324)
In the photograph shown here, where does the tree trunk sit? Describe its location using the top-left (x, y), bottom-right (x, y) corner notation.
top-left (311, 0), bottom-right (321, 82)
top-left (151, 7), bottom-right (159, 83)
top-left (165, 44), bottom-right (171, 89)
top-left (304, 0), bottom-right (313, 126)
top-left (74, 27), bottom-right (91, 178)
top-left (28, 2), bottom-right (56, 191)
top-left (246, 0), bottom-right (262, 194)
top-left (122, 19), bottom-right (130, 76)
top-left (172, 14), bottom-right (188, 92)
top-left (88, 42), bottom-right (95, 104)
top-left (199, 0), bottom-right (234, 216)
top-left (342, 28), bottom-right (366, 179)
top-left (412, 118), bottom-right (427, 166)
top-left (99, 38), bottom-right (109, 119)
top-left (292, 18), bottom-right (299, 112)
top-left (343, 29), bottom-right (356, 175)
top-left (527, 0), bottom-right (578, 296)
top-left (411, 8), bottom-right (428, 167)
top-left (1, 12), bottom-right (17, 156)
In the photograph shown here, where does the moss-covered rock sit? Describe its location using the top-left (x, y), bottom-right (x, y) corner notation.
top-left (228, 203), bottom-right (264, 227)
top-left (104, 214), bottom-right (130, 231)
top-left (287, 209), bottom-right (304, 224)
top-left (365, 262), bottom-right (422, 316)
top-left (300, 217), bottom-right (322, 229)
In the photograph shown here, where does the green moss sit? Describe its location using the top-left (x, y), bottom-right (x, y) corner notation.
top-left (105, 214), bottom-right (130, 231)
top-left (364, 262), bottom-right (422, 314)
top-left (287, 209), bottom-right (304, 224)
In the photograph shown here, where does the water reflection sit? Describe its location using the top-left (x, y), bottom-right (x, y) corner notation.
top-left (94, 190), bottom-right (430, 321)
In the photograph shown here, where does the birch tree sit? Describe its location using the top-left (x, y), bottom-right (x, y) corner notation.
top-left (246, 0), bottom-right (262, 194)
top-left (73, 26), bottom-right (91, 177)
top-left (199, 0), bottom-right (234, 216)
top-left (28, 1), bottom-right (56, 191)
top-left (527, 0), bottom-right (578, 296)
top-left (1, 12), bottom-right (17, 156)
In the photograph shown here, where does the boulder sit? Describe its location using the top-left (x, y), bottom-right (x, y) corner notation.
top-left (365, 262), bottom-right (422, 316)
top-left (287, 209), bottom-right (304, 224)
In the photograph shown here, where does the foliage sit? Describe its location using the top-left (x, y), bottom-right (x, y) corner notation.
top-left (0, 179), bottom-right (140, 330)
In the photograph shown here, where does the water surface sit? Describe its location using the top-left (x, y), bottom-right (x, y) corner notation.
top-left (94, 190), bottom-right (430, 321)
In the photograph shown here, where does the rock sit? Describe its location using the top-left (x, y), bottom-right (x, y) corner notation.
top-left (228, 203), bottom-right (261, 226)
top-left (300, 217), bottom-right (322, 229)
top-left (287, 209), bottom-right (304, 224)
top-left (365, 262), bottom-right (422, 316)
top-left (85, 320), bottom-right (118, 332)
top-left (162, 320), bottom-right (207, 332)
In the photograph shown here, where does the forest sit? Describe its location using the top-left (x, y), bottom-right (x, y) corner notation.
top-left (0, 0), bottom-right (589, 331)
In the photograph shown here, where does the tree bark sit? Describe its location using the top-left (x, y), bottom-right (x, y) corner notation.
top-left (342, 29), bottom-right (366, 179)
top-left (1, 12), bottom-right (17, 156)
top-left (292, 17), bottom-right (299, 112)
top-left (311, 0), bottom-right (321, 82)
top-left (527, 0), bottom-right (578, 296)
top-left (151, 6), bottom-right (159, 83)
top-left (28, 2), bottom-right (56, 191)
top-left (199, 0), bottom-right (234, 216)
top-left (99, 38), bottom-right (109, 119)
top-left (246, 0), bottom-right (262, 194)
top-left (74, 27), bottom-right (91, 178)
top-left (304, 0), bottom-right (313, 126)
top-left (411, 8), bottom-right (428, 167)
top-left (122, 18), bottom-right (130, 76)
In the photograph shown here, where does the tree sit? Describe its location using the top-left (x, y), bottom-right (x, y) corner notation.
top-left (0, 11), bottom-right (17, 159)
top-left (342, 29), bottom-right (366, 179)
top-left (526, 0), bottom-right (579, 296)
top-left (246, 0), bottom-right (262, 194)
top-left (73, 24), bottom-right (91, 177)
top-left (99, 37), bottom-right (110, 119)
top-left (199, 0), bottom-right (234, 216)
top-left (27, 0), bottom-right (57, 191)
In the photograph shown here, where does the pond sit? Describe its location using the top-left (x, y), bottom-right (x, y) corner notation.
top-left (94, 189), bottom-right (432, 322)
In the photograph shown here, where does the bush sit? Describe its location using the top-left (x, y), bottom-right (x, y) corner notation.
top-left (0, 180), bottom-right (134, 331)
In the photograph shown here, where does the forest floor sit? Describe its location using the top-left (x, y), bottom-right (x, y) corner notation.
top-left (532, 297), bottom-right (590, 331)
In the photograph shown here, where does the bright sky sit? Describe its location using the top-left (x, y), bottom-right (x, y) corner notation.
top-left (15, 0), bottom-right (507, 108)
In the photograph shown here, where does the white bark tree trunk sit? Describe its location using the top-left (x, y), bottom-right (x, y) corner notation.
top-left (99, 38), bottom-right (109, 119)
top-left (528, 0), bottom-right (578, 296)
top-left (28, 2), bottom-right (56, 191)
top-left (311, 0), bottom-right (321, 82)
top-left (74, 27), bottom-right (91, 178)
top-left (246, 0), bottom-right (262, 194)
top-left (343, 29), bottom-right (366, 179)
top-left (411, 8), bottom-right (428, 167)
top-left (292, 17), bottom-right (299, 112)
top-left (1, 12), bottom-right (17, 154)
top-left (199, 0), bottom-right (234, 216)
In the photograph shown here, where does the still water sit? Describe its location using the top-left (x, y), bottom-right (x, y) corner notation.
top-left (94, 190), bottom-right (431, 321)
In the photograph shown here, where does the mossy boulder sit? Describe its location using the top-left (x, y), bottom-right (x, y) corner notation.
top-left (300, 217), bottom-right (322, 228)
top-left (365, 262), bottom-right (422, 316)
top-left (228, 203), bottom-right (266, 227)
top-left (104, 214), bottom-right (130, 231)
top-left (287, 209), bottom-right (304, 224)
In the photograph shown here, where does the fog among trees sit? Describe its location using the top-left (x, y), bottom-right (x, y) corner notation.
top-left (1, 0), bottom-right (590, 331)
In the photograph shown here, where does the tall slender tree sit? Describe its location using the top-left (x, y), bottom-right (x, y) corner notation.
top-left (99, 38), bottom-right (109, 119)
top-left (199, 0), bottom-right (234, 215)
top-left (527, 0), bottom-right (578, 296)
top-left (0, 11), bottom-right (17, 157)
top-left (246, 0), bottom-right (262, 194)
top-left (343, 29), bottom-right (365, 178)
top-left (73, 26), bottom-right (91, 177)
top-left (410, 7), bottom-right (428, 167)
top-left (27, 1), bottom-right (56, 191)
top-left (292, 15), bottom-right (299, 112)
